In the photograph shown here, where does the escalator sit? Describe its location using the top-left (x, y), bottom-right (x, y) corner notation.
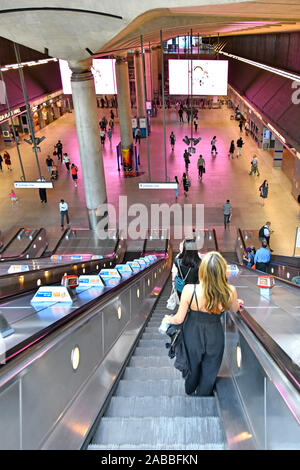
top-left (89, 277), bottom-right (226, 450)
top-left (0, 228), bottom-right (47, 260)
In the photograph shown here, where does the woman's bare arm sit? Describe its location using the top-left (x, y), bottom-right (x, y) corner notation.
top-left (163, 285), bottom-right (193, 325)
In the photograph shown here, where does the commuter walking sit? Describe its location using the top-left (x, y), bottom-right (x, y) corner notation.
top-left (59, 199), bottom-right (70, 229)
top-left (170, 131), bottom-right (176, 151)
top-left (254, 240), bottom-right (271, 272)
top-left (38, 177), bottom-right (47, 204)
top-left (182, 172), bottom-right (189, 197)
top-left (178, 108), bottom-right (184, 123)
top-left (163, 251), bottom-right (243, 396)
top-left (228, 140), bottom-right (235, 158)
top-left (194, 116), bottom-right (198, 133)
top-left (244, 121), bottom-right (250, 136)
top-left (55, 140), bottom-right (63, 161)
top-left (0, 154), bottom-right (3, 171)
top-left (107, 128), bottom-right (112, 143)
top-left (71, 164), bottom-right (78, 188)
top-left (102, 116), bottom-right (107, 131)
top-left (135, 127), bottom-right (141, 145)
top-left (9, 189), bottom-right (18, 205)
top-left (174, 176), bottom-right (179, 201)
top-left (259, 180), bottom-right (269, 206)
top-left (171, 239), bottom-right (201, 301)
top-left (109, 119), bottom-right (114, 131)
top-left (239, 120), bottom-right (243, 132)
top-left (3, 151), bottom-right (12, 170)
top-left (249, 155), bottom-right (260, 176)
top-left (62, 153), bottom-right (70, 171)
top-left (211, 136), bottom-right (217, 155)
top-left (46, 155), bottom-right (54, 175)
top-left (197, 155), bottom-right (205, 180)
top-left (100, 129), bottom-right (106, 145)
top-left (258, 221), bottom-right (273, 251)
top-left (110, 109), bottom-right (114, 122)
top-left (236, 137), bottom-right (244, 158)
top-left (183, 149), bottom-right (190, 172)
top-left (223, 199), bottom-right (232, 230)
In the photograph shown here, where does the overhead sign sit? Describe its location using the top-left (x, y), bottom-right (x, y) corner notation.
top-left (139, 182), bottom-right (178, 190)
top-left (14, 181), bottom-right (53, 189)
top-left (31, 286), bottom-right (73, 303)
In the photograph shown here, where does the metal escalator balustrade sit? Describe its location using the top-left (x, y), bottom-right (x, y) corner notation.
top-left (89, 277), bottom-right (226, 450)
top-left (0, 241), bottom-right (172, 449)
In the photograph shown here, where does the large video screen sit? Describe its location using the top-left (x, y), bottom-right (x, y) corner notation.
top-left (59, 59), bottom-right (117, 95)
top-left (168, 59), bottom-right (228, 96)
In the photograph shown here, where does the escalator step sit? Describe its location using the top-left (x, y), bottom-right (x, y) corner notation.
top-left (90, 416), bottom-right (225, 448)
top-left (129, 356), bottom-right (173, 367)
top-left (105, 395), bottom-right (219, 418)
top-left (123, 366), bottom-right (181, 380)
top-left (115, 379), bottom-right (186, 396)
top-left (134, 347), bottom-right (167, 357)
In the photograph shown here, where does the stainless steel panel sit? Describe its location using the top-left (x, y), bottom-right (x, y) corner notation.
top-left (21, 314), bottom-right (103, 449)
top-left (102, 291), bottom-right (131, 356)
top-left (0, 381), bottom-right (20, 450)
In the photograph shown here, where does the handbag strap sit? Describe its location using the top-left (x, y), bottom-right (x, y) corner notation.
top-left (177, 259), bottom-right (191, 281)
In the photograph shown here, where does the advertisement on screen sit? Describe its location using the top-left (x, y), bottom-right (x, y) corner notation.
top-left (59, 59), bottom-right (117, 95)
top-left (168, 59), bottom-right (228, 96)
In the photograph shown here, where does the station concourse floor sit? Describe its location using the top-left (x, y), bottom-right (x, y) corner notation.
top-left (0, 104), bottom-right (298, 256)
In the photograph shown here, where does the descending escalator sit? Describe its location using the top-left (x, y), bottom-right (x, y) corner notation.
top-left (89, 277), bottom-right (226, 450)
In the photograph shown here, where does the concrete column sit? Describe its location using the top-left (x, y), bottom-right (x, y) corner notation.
top-left (151, 47), bottom-right (159, 102)
top-left (145, 48), bottom-right (152, 102)
top-left (273, 138), bottom-right (284, 168)
top-left (115, 55), bottom-right (134, 171)
top-left (134, 50), bottom-right (145, 118)
top-left (69, 59), bottom-right (107, 230)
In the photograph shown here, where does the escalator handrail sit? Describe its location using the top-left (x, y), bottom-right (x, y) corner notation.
top-left (40, 228), bottom-right (69, 257)
top-left (231, 306), bottom-right (300, 396)
top-left (0, 228), bottom-right (24, 256)
top-left (0, 249), bottom-right (169, 372)
top-left (0, 228), bottom-right (46, 261)
top-left (212, 228), bottom-right (219, 252)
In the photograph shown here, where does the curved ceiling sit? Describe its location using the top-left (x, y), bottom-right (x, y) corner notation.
top-left (0, 1), bottom-right (300, 62)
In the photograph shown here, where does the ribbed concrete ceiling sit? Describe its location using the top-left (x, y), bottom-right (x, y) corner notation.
top-left (0, 1), bottom-right (300, 61)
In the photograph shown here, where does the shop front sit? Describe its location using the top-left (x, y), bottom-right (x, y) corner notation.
top-left (0, 105), bottom-right (27, 151)
top-left (30, 91), bottom-right (72, 132)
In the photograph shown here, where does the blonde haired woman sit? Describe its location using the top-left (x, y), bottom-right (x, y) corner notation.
top-left (163, 251), bottom-right (243, 396)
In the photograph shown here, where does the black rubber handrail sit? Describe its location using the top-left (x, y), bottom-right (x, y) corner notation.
top-left (0, 228), bottom-right (24, 255)
top-left (236, 306), bottom-right (300, 394)
top-left (0, 228), bottom-right (46, 261)
top-left (213, 228), bottom-right (219, 252)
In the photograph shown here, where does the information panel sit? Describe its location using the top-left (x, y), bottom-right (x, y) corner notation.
top-left (31, 286), bottom-right (73, 303)
top-left (169, 59), bottom-right (228, 96)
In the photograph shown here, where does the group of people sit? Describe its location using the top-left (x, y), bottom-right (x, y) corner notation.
top-left (99, 111), bottom-right (114, 145)
top-left (242, 221), bottom-right (274, 272)
top-left (162, 239), bottom-right (243, 396)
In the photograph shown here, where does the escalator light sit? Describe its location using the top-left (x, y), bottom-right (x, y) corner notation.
top-left (236, 345), bottom-right (242, 369)
top-left (137, 288), bottom-right (140, 298)
top-left (39, 237), bottom-right (42, 241)
top-left (271, 268), bottom-right (274, 273)
top-left (287, 272), bottom-right (290, 279)
top-left (117, 306), bottom-right (122, 319)
top-left (71, 346), bottom-right (80, 371)
top-left (37, 279), bottom-right (41, 286)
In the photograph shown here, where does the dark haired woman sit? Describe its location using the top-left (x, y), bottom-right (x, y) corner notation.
top-left (259, 180), bottom-right (268, 206)
top-left (172, 239), bottom-right (201, 300)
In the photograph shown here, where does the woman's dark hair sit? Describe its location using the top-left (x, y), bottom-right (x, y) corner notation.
top-left (262, 180), bottom-right (268, 186)
top-left (178, 239), bottom-right (200, 268)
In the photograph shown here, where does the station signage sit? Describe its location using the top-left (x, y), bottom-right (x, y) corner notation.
top-left (14, 181), bottom-right (53, 189)
top-left (7, 265), bottom-right (29, 274)
top-left (31, 286), bottom-right (73, 303)
top-left (139, 182), bottom-right (178, 190)
top-left (78, 275), bottom-right (104, 288)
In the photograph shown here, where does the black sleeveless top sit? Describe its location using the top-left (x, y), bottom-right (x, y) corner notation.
top-left (175, 257), bottom-right (200, 285)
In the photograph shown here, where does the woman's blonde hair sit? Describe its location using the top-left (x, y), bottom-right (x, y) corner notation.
top-left (198, 251), bottom-right (232, 314)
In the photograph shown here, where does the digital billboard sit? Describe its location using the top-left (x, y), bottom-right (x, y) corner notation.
top-left (59, 59), bottom-right (117, 95)
top-left (168, 59), bottom-right (228, 96)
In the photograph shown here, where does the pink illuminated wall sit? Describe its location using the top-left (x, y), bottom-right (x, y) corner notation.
top-left (168, 59), bottom-right (228, 96)
top-left (59, 59), bottom-right (117, 94)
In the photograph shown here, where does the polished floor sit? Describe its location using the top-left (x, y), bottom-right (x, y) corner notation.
top-left (0, 104), bottom-right (299, 255)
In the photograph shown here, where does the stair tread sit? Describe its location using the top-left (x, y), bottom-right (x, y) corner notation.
top-left (92, 417), bottom-right (225, 446)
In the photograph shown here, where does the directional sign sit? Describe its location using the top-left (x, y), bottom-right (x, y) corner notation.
top-left (14, 181), bottom-right (53, 189)
top-left (139, 182), bottom-right (178, 190)
top-left (78, 275), bottom-right (104, 288)
top-left (31, 286), bottom-right (73, 303)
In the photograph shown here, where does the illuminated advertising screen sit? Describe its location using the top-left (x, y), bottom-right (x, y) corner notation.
top-left (59, 59), bottom-right (117, 94)
top-left (168, 59), bottom-right (228, 96)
